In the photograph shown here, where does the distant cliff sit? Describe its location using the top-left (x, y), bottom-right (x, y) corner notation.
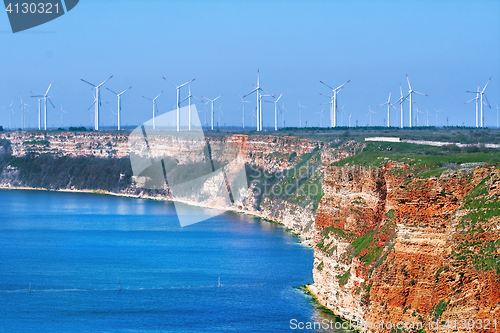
top-left (1, 131), bottom-right (499, 332)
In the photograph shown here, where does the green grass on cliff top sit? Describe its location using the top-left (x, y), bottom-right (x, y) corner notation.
top-left (331, 142), bottom-right (500, 168)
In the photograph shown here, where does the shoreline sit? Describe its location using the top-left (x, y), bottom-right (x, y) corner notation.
top-left (0, 184), bottom-right (309, 242)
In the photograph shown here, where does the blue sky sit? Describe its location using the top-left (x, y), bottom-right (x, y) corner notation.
top-left (1, 0), bottom-right (499, 129)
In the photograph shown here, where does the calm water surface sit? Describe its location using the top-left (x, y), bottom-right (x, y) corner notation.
top-left (0, 190), bottom-right (337, 332)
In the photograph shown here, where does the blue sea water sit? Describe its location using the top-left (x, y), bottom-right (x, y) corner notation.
top-left (0, 190), bottom-right (337, 332)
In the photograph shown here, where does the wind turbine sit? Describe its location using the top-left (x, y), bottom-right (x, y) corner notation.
top-left (403, 74), bottom-right (428, 128)
top-left (31, 82), bottom-right (54, 130)
top-left (248, 106), bottom-right (257, 128)
top-left (319, 79), bottom-right (350, 127)
top-left (349, 112), bottom-right (352, 128)
top-left (496, 103), bottom-right (499, 129)
top-left (366, 106), bottom-right (376, 127)
top-left (217, 104), bottom-right (223, 129)
top-left (108, 104), bottom-right (118, 128)
top-left (29, 93), bottom-right (42, 130)
top-left (239, 94), bottom-right (251, 130)
top-left (434, 109), bottom-right (442, 127)
top-left (465, 84), bottom-right (480, 128)
top-left (180, 83), bottom-right (200, 131)
top-left (201, 94), bottom-right (222, 130)
top-left (57, 105), bottom-right (68, 127)
top-left (340, 104), bottom-right (346, 127)
top-left (467, 78), bottom-right (491, 128)
top-left (416, 108), bottom-right (424, 127)
top-left (243, 70), bottom-right (271, 131)
top-left (394, 83), bottom-right (407, 128)
top-left (315, 109), bottom-right (325, 127)
top-left (377, 91), bottom-right (398, 128)
top-left (163, 77), bottom-right (195, 131)
top-left (265, 92), bottom-right (283, 131)
top-left (81, 76), bottom-right (113, 131)
top-left (18, 96), bottom-right (30, 130)
top-left (2, 101), bottom-right (14, 130)
top-left (142, 91), bottom-right (163, 130)
top-left (298, 101), bottom-right (307, 128)
top-left (106, 86), bottom-right (131, 131)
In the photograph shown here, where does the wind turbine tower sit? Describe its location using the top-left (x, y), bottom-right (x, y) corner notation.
top-left (201, 95), bottom-right (222, 130)
top-left (467, 78), bottom-right (491, 128)
top-left (394, 83), bottom-right (407, 128)
top-left (239, 94), bottom-right (251, 129)
top-left (180, 84), bottom-right (200, 131)
top-left (404, 74), bottom-right (427, 128)
top-left (163, 78), bottom-right (195, 131)
top-left (18, 96), bottom-right (30, 130)
top-left (377, 91), bottom-right (398, 128)
top-left (366, 106), bottom-right (376, 127)
top-left (31, 82), bottom-right (54, 130)
top-left (298, 102), bottom-right (307, 128)
top-left (2, 101), bottom-right (14, 129)
top-left (81, 76), bottom-right (113, 131)
top-left (107, 86), bottom-right (131, 131)
top-left (319, 79), bottom-right (350, 127)
top-left (243, 70), bottom-right (271, 131)
top-left (142, 91), bottom-right (163, 130)
top-left (270, 93), bottom-right (283, 131)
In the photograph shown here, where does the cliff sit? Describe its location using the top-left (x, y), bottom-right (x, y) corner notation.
top-left (0, 131), bottom-right (499, 332)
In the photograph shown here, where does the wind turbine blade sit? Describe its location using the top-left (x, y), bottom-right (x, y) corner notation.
top-left (178, 79), bottom-right (195, 89)
top-left (377, 102), bottom-right (389, 107)
top-left (81, 79), bottom-right (97, 87)
top-left (213, 94), bottom-right (223, 101)
top-left (414, 91), bottom-right (428, 97)
top-left (118, 87), bottom-right (132, 95)
top-left (406, 74), bottom-right (412, 90)
top-left (335, 80), bottom-right (350, 91)
top-left (48, 98), bottom-right (55, 108)
top-left (481, 77), bottom-right (491, 93)
top-left (162, 77), bottom-right (177, 87)
top-left (483, 94), bottom-right (492, 108)
top-left (97, 76), bottom-right (113, 88)
top-left (319, 93), bottom-right (333, 98)
top-left (244, 88), bottom-right (258, 98)
top-left (142, 96), bottom-right (153, 100)
top-left (31, 95), bottom-right (44, 98)
top-left (464, 98), bottom-right (477, 104)
top-left (45, 82), bottom-right (53, 96)
top-left (87, 101), bottom-right (96, 110)
top-left (319, 81), bottom-right (334, 90)
top-left (106, 88), bottom-right (118, 95)
top-left (154, 91), bottom-right (164, 100)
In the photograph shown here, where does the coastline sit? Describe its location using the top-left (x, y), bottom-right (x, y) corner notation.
top-left (0, 184), bottom-right (308, 241)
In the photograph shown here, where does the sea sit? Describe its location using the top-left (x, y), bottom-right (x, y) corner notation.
top-left (0, 190), bottom-right (338, 332)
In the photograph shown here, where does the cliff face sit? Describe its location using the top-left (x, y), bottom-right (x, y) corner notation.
top-left (313, 160), bottom-right (500, 331)
top-left (1, 132), bottom-right (499, 330)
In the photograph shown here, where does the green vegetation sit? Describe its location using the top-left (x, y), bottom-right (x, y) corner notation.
top-left (22, 140), bottom-right (50, 146)
top-left (336, 269), bottom-right (351, 286)
top-left (5, 154), bottom-right (133, 192)
top-left (430, 299), bottom-right (450, 320)
top-left (333, 142), bottom-right (499, 168)
top-left (452, 175), bottom-right (500, 276)
top-left (69, 126), bottom-right (88, 131)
